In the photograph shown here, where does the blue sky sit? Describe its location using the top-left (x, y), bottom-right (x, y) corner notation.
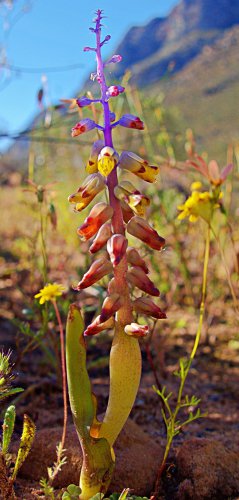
top-left (0, 0), bottom-right (178, 151)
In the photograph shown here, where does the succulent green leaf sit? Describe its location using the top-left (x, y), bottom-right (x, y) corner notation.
top-left (12, 414), bottom-right (35, 480)
top-left (66, 303), bottom-right (95, 438)
top-left (62, 484), bottom-right (82, 499)
top-left (118, 489), bottom-right (130, 500)
top-left (2, 405), bottom-right (16, 455)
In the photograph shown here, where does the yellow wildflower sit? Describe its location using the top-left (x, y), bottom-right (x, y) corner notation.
top-left (190, 181), bottom-right (202, 191)
top-left (35, 283), bottom-right (65, 304)
top-left (178, 191), bottom-right (216, 223)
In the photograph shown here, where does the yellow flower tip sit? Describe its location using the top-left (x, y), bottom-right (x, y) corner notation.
top-left (189, 214), bottom-right (198, 222)
top-left (34, 283), bottom-right (66, 304)
top-left (177, 211), bottom-right (186, 220)
top-left (190, 181), bottom-right (202, 191)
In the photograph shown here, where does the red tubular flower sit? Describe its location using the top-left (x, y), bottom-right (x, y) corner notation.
top-left (124, 323), bottom-right (149, 338)
top-left (127, 216), bottom-right (165, 251)
top-left (127, 266), bottom-right (160, 296)
top-left (118, 114), bottom-right (144, 130)
top-left (74, 257), bottom-right (113, 290)
top-left (100, 293), bottom-right (123, 322)
top-left (133, 297), bottom-right (166, 319)
top-left (71, 118), bottom-right (96, 137)
top-left (68, 173), bottom-right (105, 212)
top-left (77, 202), bottom-right (114, 241)
top-left (126, 247), bottom-right (149, 274)
top-left (89, 222), bottom-right (112, 253)
top-left (84, 315), bottom-right (114, 336)
top-left (107, 234), bottom-right (128, 266)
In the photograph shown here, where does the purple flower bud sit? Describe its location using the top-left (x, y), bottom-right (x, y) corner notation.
top-left (101, 34), bottom-right (111, 47)
top-left (110, 112), bottom-right (116, 122)
top-left (106, 85), bottom-right (125, 98)
top-left (105, 54), bottom-right (122, 65)
top-left (118, 114), bottom-right (144, 130)
top-left (84, 46), bottom-right (96, 52)
top-left (76, 96), bottom-right (93, 108)
top-left (71, 118), bottom-right (96, 137)
top-left (107, 234), bottom-right (128, 266)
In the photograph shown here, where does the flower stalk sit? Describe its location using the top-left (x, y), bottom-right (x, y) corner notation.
top-left (65, 10), bottom-right (165, 498)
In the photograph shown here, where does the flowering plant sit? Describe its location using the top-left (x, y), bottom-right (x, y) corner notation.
top-left (65, 11), bottom-right (165, 499)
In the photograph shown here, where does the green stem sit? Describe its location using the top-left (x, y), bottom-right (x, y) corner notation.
top-left (210, 224), bottom-right (239, 314)
top-left (39, 203), bottom-right (48, 283)
top-left (52, 300), bottom-right (68, 454)
top-left (153, 225), bottom-right (211, 496)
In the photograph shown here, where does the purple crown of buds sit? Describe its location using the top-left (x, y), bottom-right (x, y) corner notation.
top-left (67, 9), bottom-right (166, 337)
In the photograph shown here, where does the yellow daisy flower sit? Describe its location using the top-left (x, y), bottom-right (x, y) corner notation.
top-left (178, 191), bottom-right (215, 223)
top-left (35, 283), bottom-right (65, 304)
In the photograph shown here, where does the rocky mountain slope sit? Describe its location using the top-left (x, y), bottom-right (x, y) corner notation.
top-left (113, 0), bottom-right (239, 86)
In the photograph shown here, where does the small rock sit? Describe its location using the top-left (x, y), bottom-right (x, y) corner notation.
top-left (18, 419), bottom-right (163, 496)
top-left (176, 438), bottom-right (239, 499)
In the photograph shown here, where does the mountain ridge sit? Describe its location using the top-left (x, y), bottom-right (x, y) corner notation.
top-left (112, 0), bottom-right (239, 85)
